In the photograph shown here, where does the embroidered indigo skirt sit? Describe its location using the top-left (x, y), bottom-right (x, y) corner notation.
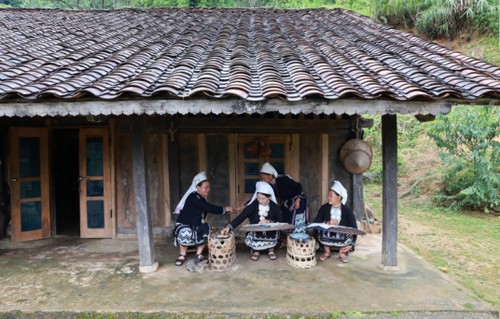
top-left (317, 231), bottom-right (354, 248)
top-left (173, 223), bottom-right (211, 247)
top-left (244, 231), bottom-right (279, 251)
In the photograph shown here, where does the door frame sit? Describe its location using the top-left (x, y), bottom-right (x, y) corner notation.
top-left (9, 126), bottom-right (114, 241)
top-left (9, 127), bottom-right (51, 242)
top-left (79, 128), bottom-right (113, 238)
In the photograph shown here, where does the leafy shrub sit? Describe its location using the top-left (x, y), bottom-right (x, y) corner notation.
top-left (368, 0), bottom-right (423, 28)
top-left (415, 0), bottom-right (496, 39)
top-left (368, 0), bottom-right (498, 39)
top-left (363, 114), bottom-right (424, 183)
top-left (427, 105), bottom-right (500, 212)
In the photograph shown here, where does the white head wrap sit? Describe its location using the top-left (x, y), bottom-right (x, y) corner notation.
top-left (331, 180), bottom-right (348, 205)
top-left (260, 162), bottom-right (278, 178)
top-left (174, 171), bottom-right (207, 214)
top-left (249, 181), bottom-right (277, 205)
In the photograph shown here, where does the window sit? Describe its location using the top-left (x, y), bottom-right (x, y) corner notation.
top-left (236, 135), bottom-right (290, 206)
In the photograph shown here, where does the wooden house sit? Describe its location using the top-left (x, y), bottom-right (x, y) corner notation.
top-left (0, 8), bottom-right (499, 272)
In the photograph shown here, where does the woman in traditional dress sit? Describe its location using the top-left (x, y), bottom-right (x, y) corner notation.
top-left (173, 172), bottom-right (232, 266)
top-left (314, 180), bottom-right (357, 263)
top-left (221, 181), bottom-right (282, 261)
top-left (259, 162), bottom-right (308, 233)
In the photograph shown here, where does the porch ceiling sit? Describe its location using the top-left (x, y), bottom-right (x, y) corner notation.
top-left (0, 8), bottom-right (499, 117)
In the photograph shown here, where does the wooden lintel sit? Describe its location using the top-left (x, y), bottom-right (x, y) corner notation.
top-left (172, 117), bottom-right (373, 133)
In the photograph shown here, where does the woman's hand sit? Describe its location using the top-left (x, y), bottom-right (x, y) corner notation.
top-left (225, 206), bottom-right (233, 213)
top-left (220, 226), bottom-right (230, 235)
top-left (294, 197), bottom-right (301, 210)
top-left (259, 219), bottom-right (270, 225)
top-left (328, 219), bottom-right (339, 225)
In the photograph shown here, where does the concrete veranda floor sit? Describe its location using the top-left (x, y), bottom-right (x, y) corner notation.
top-left (0, 233), bottom-right (497, 318)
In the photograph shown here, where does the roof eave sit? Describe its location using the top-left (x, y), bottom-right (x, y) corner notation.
top-left (0, 97), bottom-right (458, 118)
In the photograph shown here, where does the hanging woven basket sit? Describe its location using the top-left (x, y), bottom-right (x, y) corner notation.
top-left (339, 139), bottom-right (373, 174)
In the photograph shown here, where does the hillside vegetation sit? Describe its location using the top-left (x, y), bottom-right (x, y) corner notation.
top-left (363, 112), bottom-right (499, 311)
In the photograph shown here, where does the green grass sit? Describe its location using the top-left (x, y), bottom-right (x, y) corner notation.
top-left (471, 36), bottom-right (500, 66)
top-left (364, 181), bottom-right (500, 311)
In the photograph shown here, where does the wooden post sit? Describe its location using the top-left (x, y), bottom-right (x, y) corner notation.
top-left (352, 174), bottom-right (365, 224)
top-left (352, 115), bottom-right (365, 224)
top-left (379, 114), bottom-right (399, 271)
top-left (131, 116), bottom-right (158, 273)
top-left (168, 120), bottom-right (181, 213)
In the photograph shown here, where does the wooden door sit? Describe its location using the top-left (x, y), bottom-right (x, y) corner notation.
top-left (9, 127), bottom-right (51, 242)
top-left (79, 128), bottom-right (112, 238)
top-left (236, 135), bottom-right (290, 207)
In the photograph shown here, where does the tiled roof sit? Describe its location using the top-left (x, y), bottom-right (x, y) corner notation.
top-left (0, 8), bottom-right (500, 102)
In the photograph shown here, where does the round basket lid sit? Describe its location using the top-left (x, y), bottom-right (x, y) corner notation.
top-left (339, 139), bottom-right (373, 174)
top-left (290, 233), bottom-right (309, 241)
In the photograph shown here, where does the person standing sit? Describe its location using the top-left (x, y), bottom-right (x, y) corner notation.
top-left (259, 162), bottom-right (308, 234)
top-left (173, 172), bottom-right (232, 266)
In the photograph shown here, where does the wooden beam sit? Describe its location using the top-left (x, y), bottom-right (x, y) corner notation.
top-left (0, 98), bottom-right (453, 117)
top-left (198, 134), bottom-right (207, 173)
top-left (162, 134), bottom-right (171, 225)
top-left (228, 134), bottom-right (237, 208)
top-left (109, 118), bottom-right (117, 238)
top-left (173, 117), bottom-right (372, 134)
top-left (351, 115), bottom-right (365, 224)
top-left (131, 116), bottom-right (158, 273)
top-left (380, 114), bottom-right (399, 271)
top-left (320, 134), bottom-right (329, 205)
top-left (352, 174), bottom-right (364, 224)
top-left (291, 134), bottom-right (299, 180)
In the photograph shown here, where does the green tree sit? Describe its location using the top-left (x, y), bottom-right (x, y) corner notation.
top-left (427, 105), bottom-right (500, 212)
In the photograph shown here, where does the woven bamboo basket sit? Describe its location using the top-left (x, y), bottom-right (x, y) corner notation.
top-left (286, 235), bottom-right (317, 269)
top-left (208, 233), bottom-right (236, 272)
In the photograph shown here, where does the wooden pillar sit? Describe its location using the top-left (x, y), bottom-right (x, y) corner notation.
top-left (131, 116), bottom-right (158, 273)
top-left (352, 115), bottom-right (365, 224)
top-left (379, 114), bottom-right (399, 271)
top-left (352, 174), bottom-right (364, 224)
top-left (168, 121), bottom-right (181, 213)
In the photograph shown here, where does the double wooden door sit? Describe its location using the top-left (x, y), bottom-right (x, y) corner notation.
top-left (9, 127), bottom-right (112, 242)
